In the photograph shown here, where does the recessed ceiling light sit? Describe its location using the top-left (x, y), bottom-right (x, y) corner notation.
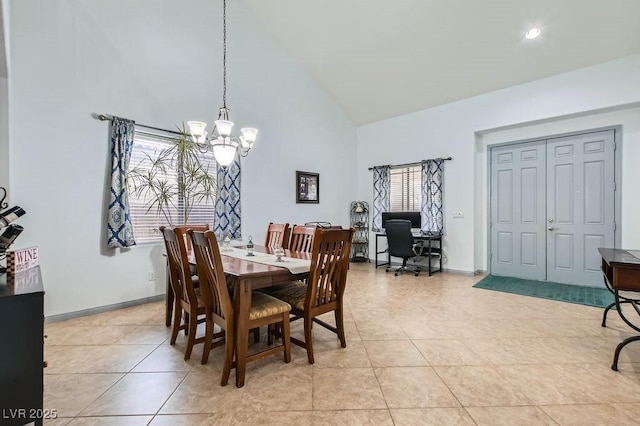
top-left (525, 27), bottom-right (541, 40)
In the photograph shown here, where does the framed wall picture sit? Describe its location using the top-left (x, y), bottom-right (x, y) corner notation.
top-left (296, 171), bottom-right (319, 204)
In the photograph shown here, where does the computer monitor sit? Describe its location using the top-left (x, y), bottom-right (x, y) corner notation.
top-left (381, 211), bottom-right (421, 229)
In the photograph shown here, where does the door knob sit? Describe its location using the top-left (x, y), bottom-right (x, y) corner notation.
top-left (548, 226), bottom-right (555, 231)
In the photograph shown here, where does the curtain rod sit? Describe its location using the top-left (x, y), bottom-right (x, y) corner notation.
top-left (94, 113), bottom-right (185, 136)
top-left (368, 157), bottom-right (452, 171)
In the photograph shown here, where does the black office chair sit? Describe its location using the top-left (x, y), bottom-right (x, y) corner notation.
top-left (384, 219), bottom-right (426, 276)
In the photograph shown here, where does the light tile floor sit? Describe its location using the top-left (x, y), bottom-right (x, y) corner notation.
top-left (43, 264), bottom-right (640, 425)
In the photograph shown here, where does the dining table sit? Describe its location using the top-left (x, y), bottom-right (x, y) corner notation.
top-left (165, 244), bottom-right (311, 387)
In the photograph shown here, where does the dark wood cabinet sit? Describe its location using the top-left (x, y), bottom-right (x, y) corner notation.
top-left (0, 267), bottom-right (44, 426)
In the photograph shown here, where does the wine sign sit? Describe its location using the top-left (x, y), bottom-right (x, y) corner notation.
top-left (7, 246), bottom-right (39, 274)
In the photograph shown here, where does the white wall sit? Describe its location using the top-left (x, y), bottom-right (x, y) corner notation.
top-left (0, 0), bottom-right (8, 78)
top-left (0, 77), bottom-right (7, 190)
top-left (357, 54), bottom-right (640, 273)
top-left (8, 0), bottom-right (356, 316)
top-left (0, 0), bottom-right (8, 190)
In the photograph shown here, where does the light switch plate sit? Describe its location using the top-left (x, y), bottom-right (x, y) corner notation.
top-left (452, 212), bottom-right (464, 218)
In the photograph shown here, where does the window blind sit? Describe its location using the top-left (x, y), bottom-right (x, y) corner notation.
top-left (128, 131), bottom-right (217, 244)
top-left (389, 166), bottom-right (421, 212)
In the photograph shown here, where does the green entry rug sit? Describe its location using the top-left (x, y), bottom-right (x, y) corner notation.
top-left (473, 275), bottom-right (614, 308)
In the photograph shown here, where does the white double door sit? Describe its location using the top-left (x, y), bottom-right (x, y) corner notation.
top-left (490, 130), bottom-right (615, 286)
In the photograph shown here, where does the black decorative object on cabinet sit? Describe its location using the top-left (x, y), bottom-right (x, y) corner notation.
top-left (350, 201), bottom-right (369, 262)
top-left (0, 186), bottom-right (27, 274)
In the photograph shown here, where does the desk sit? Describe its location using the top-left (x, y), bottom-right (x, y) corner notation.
top-left (374, 232), bottom-right (442, 276)
top-left (165, 245), bottom-right (309, 387)
top-left (599, 248), bottom-right (640, 371)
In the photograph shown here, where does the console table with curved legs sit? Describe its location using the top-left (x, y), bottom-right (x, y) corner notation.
top-left (599, 248), bottom-right (640, 371)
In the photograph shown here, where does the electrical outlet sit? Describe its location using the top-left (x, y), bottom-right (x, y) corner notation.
top-left (148, 271), bottom-right (156, 281)
top-left (452, 212), bottom-right (464, 218)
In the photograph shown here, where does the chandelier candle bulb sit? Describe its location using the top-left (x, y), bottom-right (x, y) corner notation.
top-left (187, 121), bottom-right (207, 139)
top-left (240, 128), bottom-right (258, 148)
top-left (214, 120), bottom-right (234, 137)
top-left (196, 132), bottom-right (208, 144)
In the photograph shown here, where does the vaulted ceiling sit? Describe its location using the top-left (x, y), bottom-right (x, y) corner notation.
top-left (243, 0), bottom-right (640, 125)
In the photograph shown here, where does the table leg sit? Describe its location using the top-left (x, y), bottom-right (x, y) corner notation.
top-left (374, 233), bottom-right (390, 269)
top-left (612, 335), bottom-right (640, 371)
top-left (234, 278), bottom-right (251, 387)
top-left (165, 260), bottom-right (173, 327)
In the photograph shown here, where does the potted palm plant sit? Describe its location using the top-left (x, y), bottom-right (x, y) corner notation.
top-left (127, 125), bottom-right (217, 226)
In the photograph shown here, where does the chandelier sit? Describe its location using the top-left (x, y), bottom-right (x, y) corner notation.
top-left (187, 0), bottom-right (258, 167)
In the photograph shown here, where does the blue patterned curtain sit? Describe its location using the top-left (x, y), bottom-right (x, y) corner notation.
top-left (421, 159), bottom-right (444, 235)
top-left (107, 117), bottom-right (136, 248)
top-left (372, 166), bottom-right (390, 232)
top-left (214, 156), bottom-right (242, 239)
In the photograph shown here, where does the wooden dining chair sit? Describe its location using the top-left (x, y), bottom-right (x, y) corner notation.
top-left (264, 222), bottom-right (290, 248)
top-left (190, 229), bottom-right (293, 385)
top-left (161, 226), bottom-right (208, 361)
top-left (174, 224), bottom-right (210, 253)
top-left (288, 225), bottom-right (316, 252)
top-left (263, 227), bottom-right (355, 364)
top-left (164, 224), bottom-right (210, 327)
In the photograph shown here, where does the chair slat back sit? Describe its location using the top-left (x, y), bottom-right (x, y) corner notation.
top-left (264, 222), bottom-right (290, 248)
top-left (173, 224), bottom-right (210, 253)
top-left (289, 225), bottom-right (316, 252)
top-left (161, 226), bottom-right (198, 305)
top-left (305, 228), bottom-right (355, 309)
top-left (190, 230), bottom-right (233, 322)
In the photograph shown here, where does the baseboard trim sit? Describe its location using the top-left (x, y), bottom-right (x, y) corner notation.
top-left (45, 294), bottom-right (165, 323)
top-left (441, 267), bottom-right (476, 276)
top-left (381, 260), bottom-right (475, 276)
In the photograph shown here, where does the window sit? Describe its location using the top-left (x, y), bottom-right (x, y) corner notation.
top-left (389, 165), bottom-right (421, 212)
top-left (127, 131), bottom-right (217, 244)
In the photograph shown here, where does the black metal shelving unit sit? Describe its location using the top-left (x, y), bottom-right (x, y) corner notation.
top-left (349, 201), bottom-right (370, 262)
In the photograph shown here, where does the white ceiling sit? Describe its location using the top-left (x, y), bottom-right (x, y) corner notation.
top-left (243, 0), bottom-right (640, 125)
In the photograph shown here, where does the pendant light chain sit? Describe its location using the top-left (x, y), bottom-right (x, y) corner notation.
top-left (222, 0), bottom-right (227, 110)
top-left (187, 0), bottom-right (258, 167)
